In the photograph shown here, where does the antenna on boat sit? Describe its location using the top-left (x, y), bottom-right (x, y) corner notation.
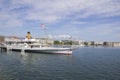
top-left (41, 23), bottom-right (49, 46)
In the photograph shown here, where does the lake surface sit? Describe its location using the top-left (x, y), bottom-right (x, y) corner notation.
top-left (0, 47), bottom-right (120, 80)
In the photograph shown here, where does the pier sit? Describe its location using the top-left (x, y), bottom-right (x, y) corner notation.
top-left (0, 46), bottom-right (7, 51)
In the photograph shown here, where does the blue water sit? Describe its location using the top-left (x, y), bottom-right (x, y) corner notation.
top-left (0, 47), bottom-right (120, 80)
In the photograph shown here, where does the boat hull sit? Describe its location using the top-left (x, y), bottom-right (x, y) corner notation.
top-left (12, 49), bottom-right (22, 52)
top-left (9, 47), bottom-right (72, 55)
top-left (25, 49), bottom-right (72, 54)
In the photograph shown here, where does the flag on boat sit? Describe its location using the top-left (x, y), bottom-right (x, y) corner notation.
top-left (41, 23), bottom-right (45, 29)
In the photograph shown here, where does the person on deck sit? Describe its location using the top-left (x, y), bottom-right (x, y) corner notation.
top-left (26, 32), bottom-right (32, 44)
top-left (26, 32), bottom-right (32, 40)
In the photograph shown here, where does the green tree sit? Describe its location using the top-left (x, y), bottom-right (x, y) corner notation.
top-left (84, 42), bottom-right (88, 46)
top-left (54, 40), bottom-right (61, 45)
top-left (103, 42), bottom-right (107, 46)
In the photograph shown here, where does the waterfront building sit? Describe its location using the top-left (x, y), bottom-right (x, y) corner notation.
top-left (35, 38), bottom-right (54, 45)
top-left (103, 42), bottom-right (120, 47)
top-left (4, 36), bottom-right (22, 43)
top-left (94, 41), bottom-right (104, 46)
top-left (113, 42), bottom-right (120, 47)
top-left (0, 35), bottom-right (5, 42)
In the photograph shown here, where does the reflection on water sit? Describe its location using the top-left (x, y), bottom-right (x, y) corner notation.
top-left (0, 47), bottom-right (120, 80)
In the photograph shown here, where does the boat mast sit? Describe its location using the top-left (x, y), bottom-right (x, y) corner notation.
top-left (41, 23), bottom-right (49, 46)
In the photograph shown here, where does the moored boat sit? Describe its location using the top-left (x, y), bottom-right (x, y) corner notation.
top-left (13, 46), bottom-right (72, 55)
top-left (4, 43), bottom-right (73, 55)
top-left (1, 31), bottom-right (73, 54)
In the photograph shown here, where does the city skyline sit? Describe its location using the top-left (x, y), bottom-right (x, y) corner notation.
top-left (0, 0), bottom-right (120, 42)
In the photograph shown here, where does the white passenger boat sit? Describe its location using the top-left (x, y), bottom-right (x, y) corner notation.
top-left (9, 43), bottom-right (72, 55)
top-left (1, 30), bottom-right (73, 54)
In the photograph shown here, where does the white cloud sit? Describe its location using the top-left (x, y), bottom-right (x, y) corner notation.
top-left (53, 34), bottom-right (72, 39)
top-left (0, 0), bottom-right (120, 24)
top-left (70, 21), bottom-right (87, 25)
top-left (0, 0), bottom-right (120, 41)
top-left (57, 21), bottom-right (120, 41)
top-left (0, 12), bottom-right (23, 28)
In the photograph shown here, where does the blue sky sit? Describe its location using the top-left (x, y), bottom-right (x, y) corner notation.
top-left (0, 0), bottom-right (120, 41)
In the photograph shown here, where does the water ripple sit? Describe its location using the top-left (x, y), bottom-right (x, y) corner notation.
top-left (0, 48), bottom-right (120, 80)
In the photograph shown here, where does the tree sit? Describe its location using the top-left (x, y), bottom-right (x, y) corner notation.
top-left (103, 42), bottom-right (107, 46)
top-left (91, 41), bottom-right (95, 46)
top-left (54, 40), bottom-right (61, 45)
top-left (84, 42), bottom-right (88, 46)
